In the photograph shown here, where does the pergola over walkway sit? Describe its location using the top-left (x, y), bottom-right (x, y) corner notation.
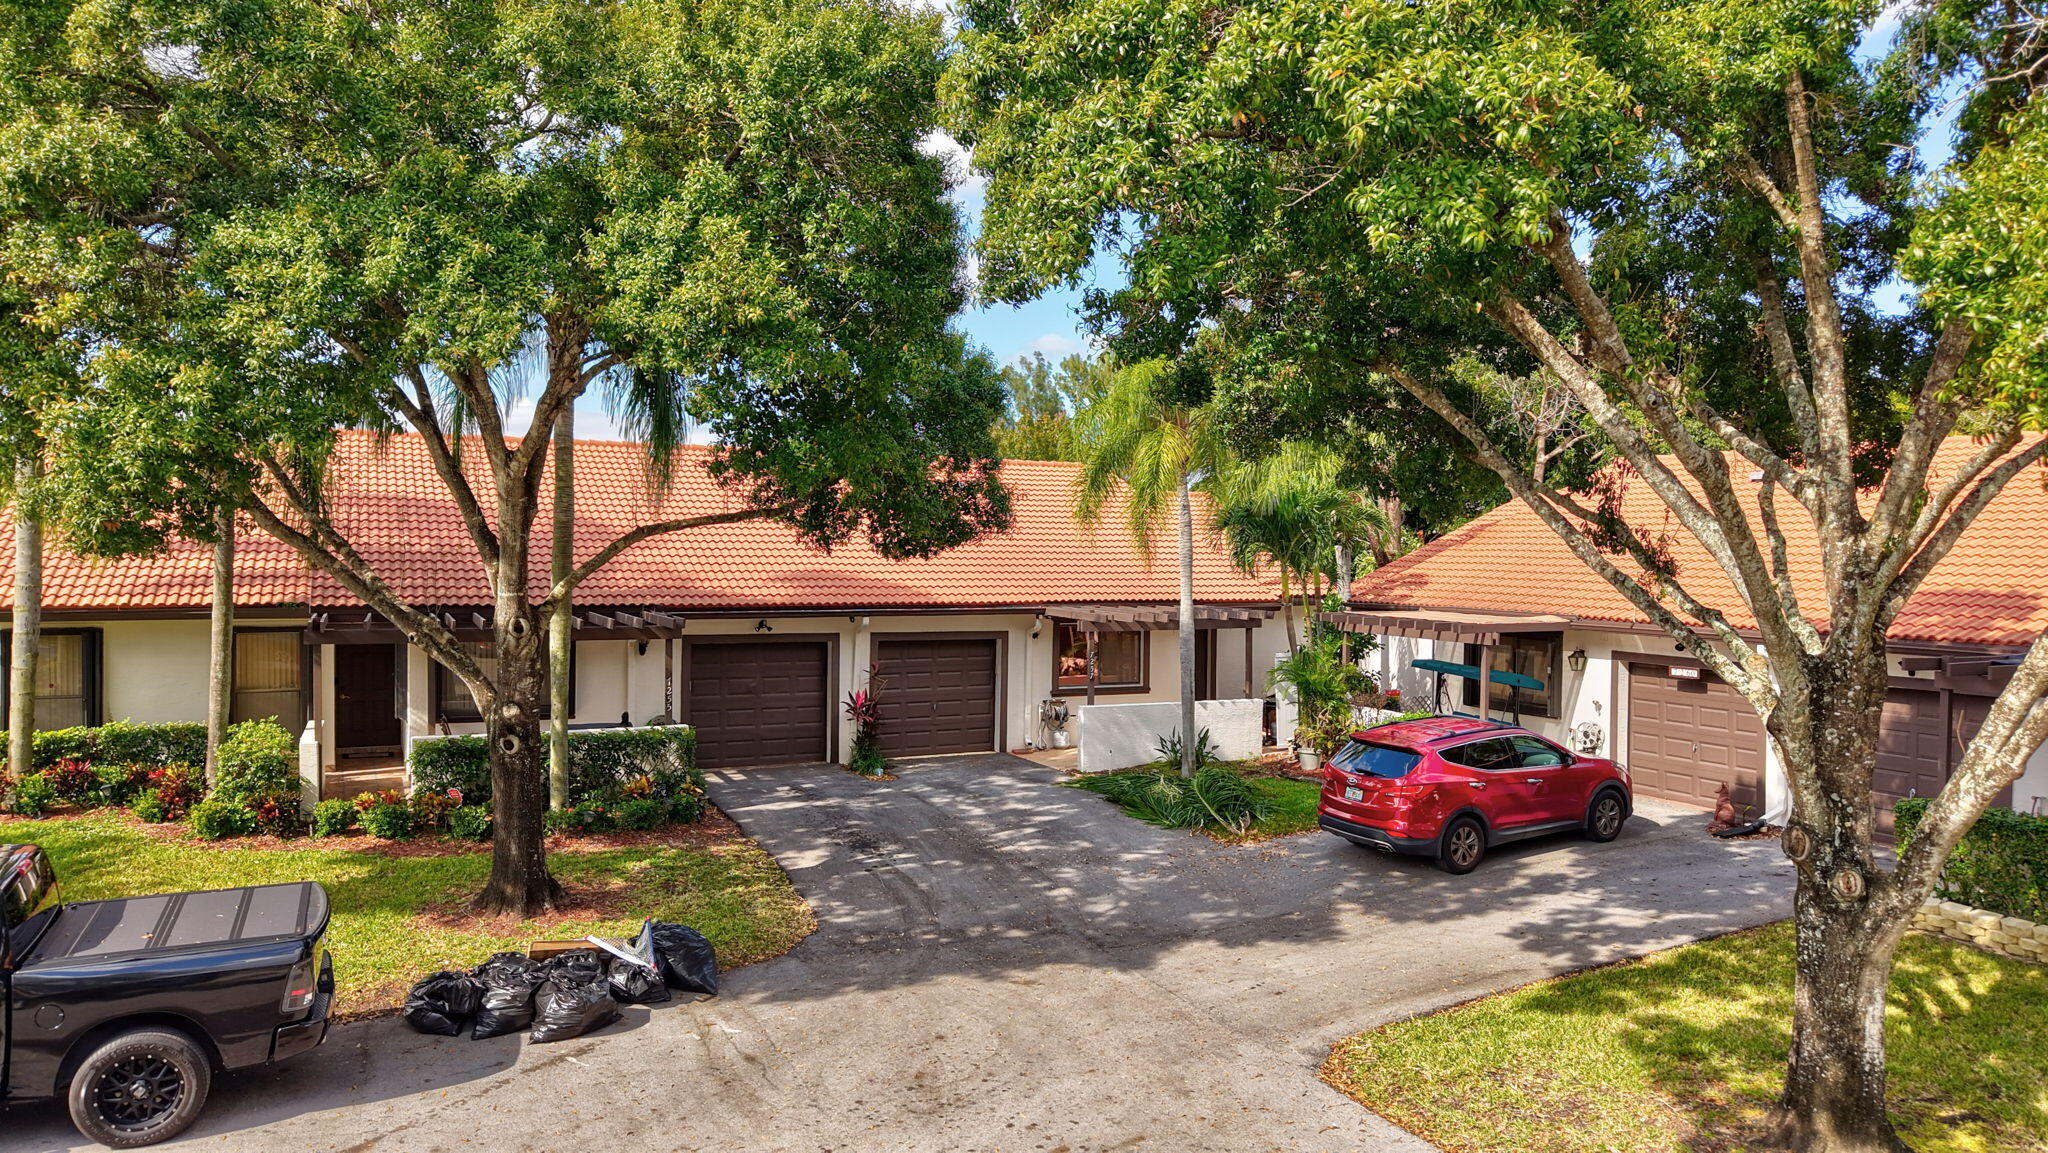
top-left (1318, 606), bottom-right (1576, 723)
top-left (1042, 604), bottom-right (1275, 703)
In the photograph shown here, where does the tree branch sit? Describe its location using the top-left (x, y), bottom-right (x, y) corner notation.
top-left (382, 369), bottom-right (502, 576)
top-left (1868, 317), bottom-right (1976, 542)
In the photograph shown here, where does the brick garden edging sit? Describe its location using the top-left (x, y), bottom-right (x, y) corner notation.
top-left (1912, 898), bottom-right (2048, 964)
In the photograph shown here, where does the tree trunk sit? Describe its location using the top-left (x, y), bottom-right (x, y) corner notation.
top-left (8, 456), bottom-right (41, 779)
top-left (205, 507), bottom-right (236, 781)
top-left (1177, 472), bottom-right (1197, 778)
top-left (1771, 650), bottom-right (1914, 1153)
top-left (1279, 569), bottom-right (1298, 655)
top-left (473, 597), bottom-right (563, 915)
top-left (549, 406), bottom-right (573, 810)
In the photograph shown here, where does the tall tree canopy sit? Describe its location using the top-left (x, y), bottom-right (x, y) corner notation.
top-left (948, 0), bottom-right (2048, 1148)
top-left (2, 0), bottom-right (1009, 913)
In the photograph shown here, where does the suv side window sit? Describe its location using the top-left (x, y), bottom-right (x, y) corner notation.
top-left (1442, 737), bottom-right (1518, 771)
top-left (1510, 735), bottom-right (1570, 768)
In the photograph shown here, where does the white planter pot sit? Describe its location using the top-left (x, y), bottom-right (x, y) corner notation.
top-left (1299, 748), bottom-right (1320, 774)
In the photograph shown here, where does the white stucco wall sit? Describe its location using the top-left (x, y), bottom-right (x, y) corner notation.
top-left (1076, 698), bottom-right (1264, 771)
top-left (96, 619), bottom-right (212, 723)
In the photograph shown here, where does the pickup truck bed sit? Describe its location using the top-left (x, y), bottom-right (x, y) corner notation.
top-left (26, 883), bottom-right (328, 967)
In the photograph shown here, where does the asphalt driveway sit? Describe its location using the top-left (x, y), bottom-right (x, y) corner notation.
top-left (1, 754), bottom-right (1792, 1153)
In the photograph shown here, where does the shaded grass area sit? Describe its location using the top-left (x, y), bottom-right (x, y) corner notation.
top-left (1324, 921), bottom-right (2048, 1153)
top-left (1209, 775), bottom-right (1324, 844)
top-left (10, 812), bottom-right (815, 1018)
top-left (1067, 764), bottom-right (1324, 844)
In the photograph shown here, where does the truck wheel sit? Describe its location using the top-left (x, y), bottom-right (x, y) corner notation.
top-left (67, 1029), bottom-right (212, 1148)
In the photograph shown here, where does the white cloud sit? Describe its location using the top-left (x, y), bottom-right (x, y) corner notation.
top-left (918, 129), bottom-right (987, 199)
top-left (1024, 334), bottom-right (1081, 358)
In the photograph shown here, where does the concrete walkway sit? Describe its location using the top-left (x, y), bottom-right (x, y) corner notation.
top-left (1, 754), bottom-right (1792, 1153)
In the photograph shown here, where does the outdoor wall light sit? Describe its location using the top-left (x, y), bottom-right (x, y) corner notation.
top-left (754, 620), bottom-right (774, 633)
top-left (1567, 649), bottom-right (1588, 673)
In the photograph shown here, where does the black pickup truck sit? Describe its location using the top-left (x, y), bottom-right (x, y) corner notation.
top-left (1, 844), bottom-right (334, 1147)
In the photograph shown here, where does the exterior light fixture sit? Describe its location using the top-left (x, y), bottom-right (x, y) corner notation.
top-left (1567, 649), bottom-right (1588, 673)
top-left (754, 620), bottom-right (774, 633)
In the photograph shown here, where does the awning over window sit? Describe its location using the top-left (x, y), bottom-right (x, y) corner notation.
top-left (1318, 607), bottom-right (1575, 646)
top-left (1043, 604), bottom-right (1276, 633)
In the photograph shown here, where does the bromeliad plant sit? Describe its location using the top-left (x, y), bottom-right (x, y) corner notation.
top-left (845, 687), bottom-right (886, 777)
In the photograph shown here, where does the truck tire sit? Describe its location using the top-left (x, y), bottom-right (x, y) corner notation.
top-left (66, 1028), bottom-right (212, 1148)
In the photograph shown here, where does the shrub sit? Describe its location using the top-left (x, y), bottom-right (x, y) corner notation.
top-left (849, 740), bottom-right (887, 777)
top-left (408, 725), bottom-right (699, 808)
top-left (146, 764), bottom-right (204, 820)
top-left (1073, 764), bottom-right (1271, 835)
top-left (11, 773), bottom-right (57, 817)
top-left (668, 791), bottom-right (705, 825)
top-left (542, 807), bottom-right (579, 837)
top-left (93, 763), bottom-right (155, 807)
top-left (360, 802), bottom-right (415, 840)
top-left (130, 789), bottom-right (171, 824)
top-left (543, 805), bottom-right (614, 836)
top-left (43, 759), bottom-right (98, 802)
top-left (188, 799), bottom-right (258, 840)
top-left (311, 798), bottom-right (359, 837)
top-left (211, 719), bottom-right (299, 805)
top-left (0, 720), bottom-right (209, 774)
top-left (1150, 728), bottom-right (1223, 774)
top-left (1897, 799), bottom-right (2048, 921)
top-left (411, 789), bottom-right (460, 831)
top-left (615, 798), bottom-right (668, 831)
top-left (448, 804), bottom-right (493, 840)
top-left (354, 789), bottom-right (405, 811)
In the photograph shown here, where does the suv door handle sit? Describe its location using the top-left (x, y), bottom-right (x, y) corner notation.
top-left (1524, 778), bottom-right (1545, 785)
top-left (1469, 780), bottom-right (1487, 789)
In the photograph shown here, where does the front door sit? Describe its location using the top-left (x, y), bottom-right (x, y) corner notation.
top-left (335, 644), bottom-right (400, 751)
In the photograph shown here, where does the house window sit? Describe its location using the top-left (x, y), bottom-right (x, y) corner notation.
top-left (1461, 634), bottom-right (1562, 719)
top-left (1053, 623), bottom-right (1147, 693)
top-left (431, 641), bottom-right (572, 723)
top-left (233, 628), bottom-right (306, 733)
top-left (0, 629), bottom-right (103, 730)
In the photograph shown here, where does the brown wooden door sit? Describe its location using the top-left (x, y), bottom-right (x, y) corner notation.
top-left (871, 636), bottom-right (999, 758)
top-left (1625, 662), bottom-right (1766, 812)
top-left (686, 639), bottom-right (830, 768)
top-left (335, 644), bottom-right (400, 750)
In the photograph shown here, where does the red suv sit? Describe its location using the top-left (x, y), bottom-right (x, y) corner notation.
top-left (1317, 716), bottom-right (1632, 873)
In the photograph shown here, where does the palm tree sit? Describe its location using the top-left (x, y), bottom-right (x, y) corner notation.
top-left (1074, 360), bottom-right (1233, 778)
top-left (1209, 442), bottom-right (1391, 653)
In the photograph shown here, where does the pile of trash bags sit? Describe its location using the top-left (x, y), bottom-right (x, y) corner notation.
top-left (403, 921), bottom-right (719, 1044)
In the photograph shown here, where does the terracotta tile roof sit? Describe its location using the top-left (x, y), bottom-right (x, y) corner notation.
top-left (1350, 435), bottom-right (2048, 648)
top-left (0, 429), bottom-right (1278, 614)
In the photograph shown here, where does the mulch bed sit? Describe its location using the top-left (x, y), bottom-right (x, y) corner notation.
top-left (14, 803), bottom-right (751, 856)
top-left (410, 878), bottom-right (641, 933)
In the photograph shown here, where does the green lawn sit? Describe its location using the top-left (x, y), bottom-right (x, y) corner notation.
top-left (1324, 922), bottom-right (2048, 1153)
top-left (1213, 774), bottom-right (1324, 843)
top-left (6, 813), bottom-right (815, 1017)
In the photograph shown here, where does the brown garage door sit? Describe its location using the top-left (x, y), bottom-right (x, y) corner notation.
top-left (686, 639), bottom-right (830, 768)
top-left (1626, 662), bottom-right (1767, 812)
top-left (1875, 688), bottom-right (2013, 836)
top-left (871, 636), bottom-right (999, 758)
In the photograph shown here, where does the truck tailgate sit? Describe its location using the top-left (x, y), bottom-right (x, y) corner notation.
top-left (26, 882), bottom-right (328, 964)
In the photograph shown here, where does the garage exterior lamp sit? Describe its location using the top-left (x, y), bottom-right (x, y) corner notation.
top-left (1567, 649), bottom-right (1588, 673)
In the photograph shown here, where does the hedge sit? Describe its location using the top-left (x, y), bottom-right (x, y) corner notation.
top-left (1896, 797), bottom-right (2048, 922)
top-left (409, 725), bottom-right (699, 805)
top-left (0, 720), bottom-right (208, 773)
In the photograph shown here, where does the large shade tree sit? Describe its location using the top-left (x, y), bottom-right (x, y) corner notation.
top-left (948, 0), bottom-right (2048, 1148)
top-left (6, 0), bottom-right (1009, 914)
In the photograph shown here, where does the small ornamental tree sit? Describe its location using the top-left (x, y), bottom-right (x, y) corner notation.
top-left (4, 0), bottom-right (1009, 914)
top-left (949, 0), bottom-right (2048, 1148)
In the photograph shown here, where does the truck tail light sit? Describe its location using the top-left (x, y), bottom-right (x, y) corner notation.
top-left (282, 954), bottom-right (320, 1016)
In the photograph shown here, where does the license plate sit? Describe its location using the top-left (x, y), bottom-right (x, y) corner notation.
top-left (1343, 786), bottom-right (1364, 802)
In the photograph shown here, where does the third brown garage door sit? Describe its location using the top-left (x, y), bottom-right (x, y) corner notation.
top-left (686, 639), bottom-right (830, 768)
top-left (1875, 687), bottom-right (2012, 837)
top-left (1626, 662), bottom-right (1767, 811)
top-left (872, 636), bottom-right (999, 757)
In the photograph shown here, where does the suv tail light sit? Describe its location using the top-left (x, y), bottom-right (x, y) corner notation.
top-left (1372, 784), bottom-right (1431, 806)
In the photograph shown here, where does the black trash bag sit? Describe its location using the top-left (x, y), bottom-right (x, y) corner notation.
top-left (529, 950), bottom-right (620, 1043)
top-left (644, 921), bottom-right (719, 996)
top-left (471, 952), bottom-right (543, 1040)
top-left (404, 970), bottom-right (484, 1037)
top-left (607, 954), bottom-right (670, 1005)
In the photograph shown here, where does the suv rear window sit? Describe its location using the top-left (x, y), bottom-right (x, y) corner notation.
top-left (1331, 741), bottom-right (1423, 778)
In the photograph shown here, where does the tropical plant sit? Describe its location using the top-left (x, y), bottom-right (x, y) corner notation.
top-left (1073, 763), bottom-right (1269, 834)
top-left (1074, 358), bottom-right (1235, 777)
top-left (1269, 639), bottom-right (1372, 757)
top-left (1150, 728), bottom-right (1223, 775)
top-left (845, 688), bottom-right (886, 776)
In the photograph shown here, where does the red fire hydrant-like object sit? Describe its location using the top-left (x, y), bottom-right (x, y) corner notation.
top-left (1712, 781), bottom-right (1738, 828)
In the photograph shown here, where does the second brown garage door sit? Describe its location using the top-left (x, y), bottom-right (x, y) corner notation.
top-left (686, 639), bottom-right (830, 768)
top-left (1626, 662), bottom-right (1767, 812)
top-left (872, 636), bottom-right (999, 757)
top-left (1875, 687), bottom-right (2012, 836)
